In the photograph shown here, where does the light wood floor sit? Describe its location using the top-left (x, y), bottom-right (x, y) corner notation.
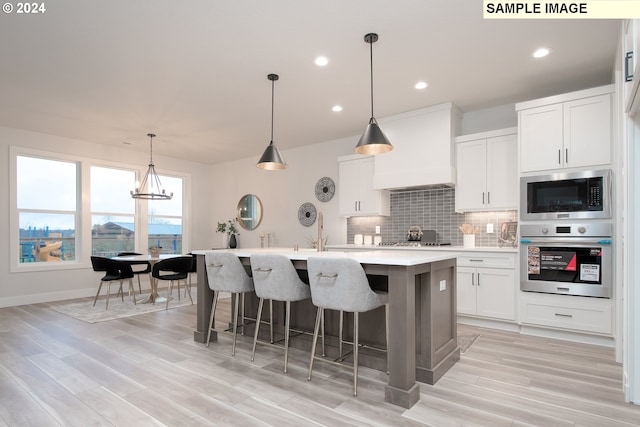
top-left (1, 293), bottom-right (639, 426)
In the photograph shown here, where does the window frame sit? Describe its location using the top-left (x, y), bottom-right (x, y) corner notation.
top-left (9, 146), bottom-right (191, 273)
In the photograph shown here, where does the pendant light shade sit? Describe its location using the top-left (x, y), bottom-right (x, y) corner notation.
top-left (131, 133), bottom-right (173, 200)
top-left (257, 73), bottom-right (288, 170)
top-left (355, 33), bottom-right (393, 155)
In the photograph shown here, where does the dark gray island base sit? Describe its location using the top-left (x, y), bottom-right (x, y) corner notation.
top-left (193, 249), bottom-right (459, 409)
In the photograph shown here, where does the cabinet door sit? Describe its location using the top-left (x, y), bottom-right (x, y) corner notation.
top-left (357, 157), bottom-right (379, 215)
top-left (486, 133), bottom-right (518, 209)
top-left (455, 140), bottom-right (486, 211)
top-left (519, 104), bottom-right (563, 172)
top-left (338, 159), bottom-right (360, 216)
top-left (564, 94), bottom-right (612, 168)
top-left (476, 267), bottom-right (515, 320)
top-left (456, 267), bottom-right (477, 315)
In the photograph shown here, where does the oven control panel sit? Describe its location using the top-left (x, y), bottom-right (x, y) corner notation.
top-left (521, 222), bottom-right (612, 238)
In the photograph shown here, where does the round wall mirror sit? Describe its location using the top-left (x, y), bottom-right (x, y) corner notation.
top-left (237, 194), bottom-right (263, 231)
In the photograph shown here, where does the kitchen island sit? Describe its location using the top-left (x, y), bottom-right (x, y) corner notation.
top-left (192, 248), bottom-right (459, 409)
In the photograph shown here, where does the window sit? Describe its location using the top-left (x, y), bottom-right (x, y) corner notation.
top-left (148, 175), bottom-right (183, 254)
top-left (11, 147), bottom-right (190, 271)
top-left (90, 166), bottom-right (136, 257)
top-left (16, 156), bottom-right (78, 263)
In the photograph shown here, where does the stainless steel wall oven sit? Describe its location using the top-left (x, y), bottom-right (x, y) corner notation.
top-left (520, 223), bottom-right (612, 298)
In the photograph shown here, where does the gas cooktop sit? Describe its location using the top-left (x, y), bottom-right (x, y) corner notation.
top-left (378, 241), bottom-right (451, 247)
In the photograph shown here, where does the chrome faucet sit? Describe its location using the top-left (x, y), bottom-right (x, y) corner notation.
top-left (317, 211), bottom-right (323, 252)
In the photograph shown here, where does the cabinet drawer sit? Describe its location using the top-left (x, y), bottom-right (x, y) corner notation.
top-left (521, 300), bottom-right (612, 335)
top-left (457, 253), bottom-right (515, 269)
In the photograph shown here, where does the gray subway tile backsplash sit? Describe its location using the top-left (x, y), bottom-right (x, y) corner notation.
top-left (346, 187), bottom-right (517, 247)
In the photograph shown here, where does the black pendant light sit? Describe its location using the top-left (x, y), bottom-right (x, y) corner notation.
top-left (131, 133), bottom-right (173, 200)
top-left (355, 33), bottom-right (393, 155)
top-left (257, 73), bottom-right (288, 170)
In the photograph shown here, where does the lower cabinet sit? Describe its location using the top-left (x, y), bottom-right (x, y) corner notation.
top-left (457, 252), bottom-right (516, 321)
top-left (519, 292), bottom-right (613, 335)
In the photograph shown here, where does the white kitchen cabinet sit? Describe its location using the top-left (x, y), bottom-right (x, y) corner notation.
top-left (456, 252), bottom-right (516, 321)
top-left (519, 292), bottom-right (613, 335)
top-left (517, 86), bottom-right (613, 173)
top-left (338, 155), bottom-right (389, 217)
top-left (455, 128), bottom-right (517, 211)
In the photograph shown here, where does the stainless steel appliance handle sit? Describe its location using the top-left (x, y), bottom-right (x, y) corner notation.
top-left (520, 238), bottom-right (612, 245)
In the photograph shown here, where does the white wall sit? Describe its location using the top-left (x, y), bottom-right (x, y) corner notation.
top-left (0, 126), bottom-right (214, 307)
top-left (209, 135), bottom-right (355, 249)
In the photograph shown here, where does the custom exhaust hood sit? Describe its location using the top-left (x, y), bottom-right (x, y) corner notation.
top-left (372, 102), bottom-right (461, 190)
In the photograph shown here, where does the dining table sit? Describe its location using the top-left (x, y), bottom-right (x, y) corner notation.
top-left (191, 247), bottom-right (460, 409)
top-left (112, 253), bottom-right (184, 304)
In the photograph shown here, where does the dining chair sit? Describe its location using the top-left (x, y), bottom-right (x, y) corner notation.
top-left (151, 256), bottom-right (194, 309)
top-left (90, 256), bottom-right (137, 310)
top-left (205, 251), bottom-right (254, 356)
top-left (117, 251), bottom-right (151, 295)
top-left (250, 253), bottom-right (311, 373)
top-left (306, 256), bottom-right (389, 396)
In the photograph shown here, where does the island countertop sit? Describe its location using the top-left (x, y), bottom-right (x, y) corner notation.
top-left (191, 247), bottom-right (460, 266)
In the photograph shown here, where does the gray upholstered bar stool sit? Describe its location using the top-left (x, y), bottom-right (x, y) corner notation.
top-left (250, 253), bottom-right (311, 373)
top-left (307, 256), bottom-right (389, 396)
top-left (205, 251), bottom-right (255, 356)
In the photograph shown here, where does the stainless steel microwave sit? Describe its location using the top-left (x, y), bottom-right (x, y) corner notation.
top-left (520, 169), bottom-right (611, 221)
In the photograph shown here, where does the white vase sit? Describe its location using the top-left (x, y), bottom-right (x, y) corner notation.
top-left (221, 233), bottom-right (229, 249)
top-left (463, 234), bottom-right (475, 248)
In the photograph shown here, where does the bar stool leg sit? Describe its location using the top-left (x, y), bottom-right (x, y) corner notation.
top-left (251, 297), bottom-right (264, 362)
top-left (353, 312), bottom-right (359, 396)
top-left (307, 307), bottom-right (323, 381)
top-left (269, 299), bottom-right (274, 344)
top-left (206, 291), bottom-right (219, 347)
top-left (284, 301), bottom-right (291, 373)
top-left (339, 310), bottom-right (344, 358)
top-left (232, 292), bottom-right (241, 356)
top-left (385, 303), bottom-right (389, 374)
top-left (321, 309), bottom-right (326, 357)
top-left (240, 293), bottom-right (245, 336)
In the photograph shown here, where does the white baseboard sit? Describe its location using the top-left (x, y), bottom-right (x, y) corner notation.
top-left (0, 288), bottom-right (96, 308)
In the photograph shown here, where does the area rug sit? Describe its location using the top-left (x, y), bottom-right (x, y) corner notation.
top-left (457, 332), bottom-right (480, 354)
top-left (50, 288), bottom-right (196, 323)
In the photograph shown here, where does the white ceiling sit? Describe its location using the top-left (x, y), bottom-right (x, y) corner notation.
top-left (0, 0), bottom-right (620, 165)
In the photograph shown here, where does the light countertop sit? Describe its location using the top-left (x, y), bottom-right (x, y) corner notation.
top-left (191, 247), bottom-right (459, 266)
top-left (325, 244), bottom-right (518, 253)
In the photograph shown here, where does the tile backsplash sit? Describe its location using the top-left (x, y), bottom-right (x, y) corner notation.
top-left (346, 187), bottom-right (517, 247)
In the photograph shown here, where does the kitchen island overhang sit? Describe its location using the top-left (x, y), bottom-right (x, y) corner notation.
top-left (192, 248), bottom-right (460, 409)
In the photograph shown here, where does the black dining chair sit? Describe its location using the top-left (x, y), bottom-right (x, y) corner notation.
top-left (151, 256), bottom-right (194, 310)
top-left (117, 251), bottom-right (151, 295)
top-left (90, 256), bottom-right (137, 310)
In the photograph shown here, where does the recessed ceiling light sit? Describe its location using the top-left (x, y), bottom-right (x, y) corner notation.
top-left (414, 81), bottom-right (428, 90)
top-left (315, 56), bottom-right (329, 66)
top-left (533, 47), bottom-right (551, 58)
top-left (332, 105), bottom-right (343, 112)
top-left (122, 141), bottom-right (132, 145)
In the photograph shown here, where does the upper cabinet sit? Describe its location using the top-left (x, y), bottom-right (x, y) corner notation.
top-left (373, 103), bottom-right (462, 190)
top-left (455, 128), bottom-right (518, 212)
top-left (338, 155), bottom-right (390, 217)
top-left (516, 85), bottom-right (613, 173)
top-left (623, 19), bottom-right (640, 114)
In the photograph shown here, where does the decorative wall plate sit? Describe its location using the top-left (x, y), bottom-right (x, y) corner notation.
top-left (315, 176), bottom-right (335, 202)
top-left (298, 202), bottom-right (317, 227)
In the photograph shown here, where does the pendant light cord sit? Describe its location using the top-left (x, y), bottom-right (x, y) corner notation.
top-left (271, 78), bottom-right (275, 142)
top-left (369, 38), bottom-right (374, 118)
top-left (148, 133), bottom-right (155, 165)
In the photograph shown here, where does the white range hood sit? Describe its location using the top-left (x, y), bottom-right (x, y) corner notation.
top-left (373, 102), bottom-right (461, 190)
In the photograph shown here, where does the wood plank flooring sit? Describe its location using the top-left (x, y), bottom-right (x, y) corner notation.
top-left (1, 293), bottom-right (639, 426)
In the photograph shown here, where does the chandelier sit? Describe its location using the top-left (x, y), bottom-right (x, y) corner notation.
top-left (130, 133), bottom-right (173, 200)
